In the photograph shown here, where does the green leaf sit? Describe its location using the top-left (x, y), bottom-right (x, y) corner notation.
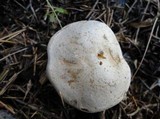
top-left (49, 13), bottom-right (57, 23)
top-left (55, 7), bottom-right (68, 14)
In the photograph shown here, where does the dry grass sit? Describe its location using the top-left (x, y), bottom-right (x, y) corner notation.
top-left (0, 0), bottom-right (160, 119)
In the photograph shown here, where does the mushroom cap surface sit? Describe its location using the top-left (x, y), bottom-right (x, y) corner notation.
top-left (47, 20), bottom-right (131, 113)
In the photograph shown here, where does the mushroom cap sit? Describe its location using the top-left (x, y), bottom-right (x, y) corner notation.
top-left (47, 20), bottom-right (131, 113)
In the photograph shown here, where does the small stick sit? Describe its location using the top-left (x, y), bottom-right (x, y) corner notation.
top-left (100, 111), bottom-right (106, 119)
top-left (85, 0), bottom-right (99, 19)
top-left (132, 17), bottom-right (158, 80)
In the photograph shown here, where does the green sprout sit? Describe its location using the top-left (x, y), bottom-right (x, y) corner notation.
top-left (45, 0), bottom-right (68, 28)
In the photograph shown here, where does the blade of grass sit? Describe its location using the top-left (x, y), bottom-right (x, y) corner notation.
top-left (46, 0), bottom-right (62, 28)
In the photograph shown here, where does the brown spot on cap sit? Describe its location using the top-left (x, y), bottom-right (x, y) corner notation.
top-left (62, 58), bottom-right (77, 65)
top-left (67, 69), bottom-right (81, 85)
top-left (99, 61), bottom-right (103, 65)
top-left (97, 51), bottom-right (106, 59)
top-left (68, 79), bottom-right (76, 85)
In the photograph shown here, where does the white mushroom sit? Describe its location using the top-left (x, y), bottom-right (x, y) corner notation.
top-left (47, 20), bottom-right (131, 113)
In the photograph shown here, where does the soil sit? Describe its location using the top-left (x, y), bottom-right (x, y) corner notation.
top-left (0, 0), bottom-right (160, 119)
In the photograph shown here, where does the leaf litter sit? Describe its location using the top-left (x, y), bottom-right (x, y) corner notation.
top-left (0, 0), bottom-right (160, 119)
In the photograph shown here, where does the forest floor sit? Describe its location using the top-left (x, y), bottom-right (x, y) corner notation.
top-left (0, 0), bottom-right (160, 119)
